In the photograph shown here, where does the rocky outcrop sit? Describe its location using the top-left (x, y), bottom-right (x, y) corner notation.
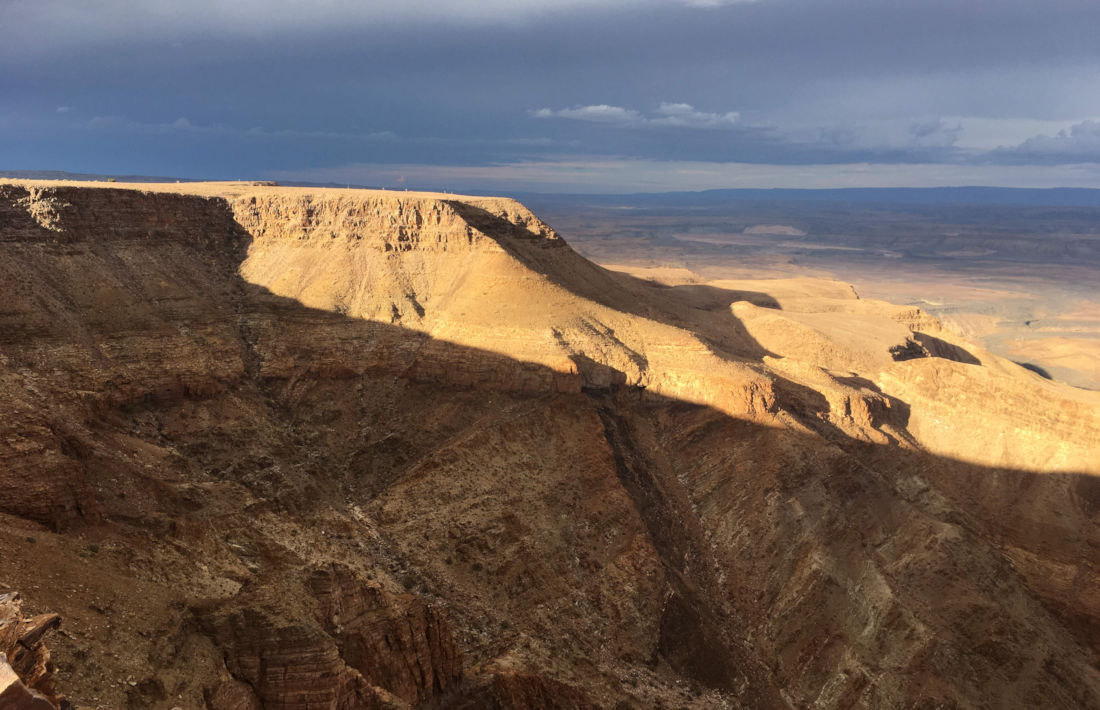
top-left (196, 565), bottom-right (462, 709)
top-left (0, 658), bottom-right (58, 710)
top-left (0, 593), bottom-right (61, 709)
top-left (200, 604), bottom-right (385, 710)
top-left (308, 565), bottom-right (462, 704)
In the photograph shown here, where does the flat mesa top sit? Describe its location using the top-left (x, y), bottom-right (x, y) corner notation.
top-left (0, 178), bottom-right (492, 203)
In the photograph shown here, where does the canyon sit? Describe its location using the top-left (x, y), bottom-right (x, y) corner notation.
top-left (0, 180), bottom-right (1098, 709)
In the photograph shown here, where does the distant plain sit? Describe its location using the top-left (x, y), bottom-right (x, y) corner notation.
top-left (526, 195), bottom-right (1100, 389)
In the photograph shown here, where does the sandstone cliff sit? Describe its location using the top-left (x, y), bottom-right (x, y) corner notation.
top-left (0, 180), bottom-right (1097, 709)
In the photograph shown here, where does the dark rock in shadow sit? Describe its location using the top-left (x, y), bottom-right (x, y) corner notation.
top-left (890, 331), bottom-right (981, 365)
top-left (1016, 361), bottom-right (1053, 379)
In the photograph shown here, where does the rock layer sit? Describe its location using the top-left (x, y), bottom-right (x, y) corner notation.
top-left (0, 180), bottom-right (1097, 709)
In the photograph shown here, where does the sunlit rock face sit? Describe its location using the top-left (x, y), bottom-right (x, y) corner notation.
top-left (0, 180), bottom-right (1097, 710)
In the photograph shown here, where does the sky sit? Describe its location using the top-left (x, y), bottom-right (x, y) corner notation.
top-left (3, 0), bottom-right (1100, 193)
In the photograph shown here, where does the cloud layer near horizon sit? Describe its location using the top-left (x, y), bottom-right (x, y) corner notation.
top-left (3, 0), bottom-right (1099, 191)
top-left (532, 103), bottom-right (741, 128)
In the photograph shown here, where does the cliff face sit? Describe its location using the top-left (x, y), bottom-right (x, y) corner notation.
top-left (0, 180), bottom-right (1098, 710)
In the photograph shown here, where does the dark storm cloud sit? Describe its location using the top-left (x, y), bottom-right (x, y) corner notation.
top-left (2, 0), bottom-right (1099, 189)
top-left (984, 121), bottom-right (1100, 165)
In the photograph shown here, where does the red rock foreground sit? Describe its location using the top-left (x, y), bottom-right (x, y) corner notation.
top-left (0, 592), bottom-right (62, 709)
top-left (0, 180), bottom-right (1097, 709)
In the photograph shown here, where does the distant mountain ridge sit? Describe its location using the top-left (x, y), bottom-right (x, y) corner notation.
top-left (0, 169), bottom-right (199, 183)
top-left (518, 186), bottom-right (1100, 209)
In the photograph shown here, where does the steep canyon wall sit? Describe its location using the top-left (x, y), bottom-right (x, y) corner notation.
top-left (0, 181), bottom-right (1097, 709)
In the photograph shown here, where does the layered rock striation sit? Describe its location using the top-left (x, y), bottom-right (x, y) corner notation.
top-left (0, 180), bottom-right (1098, 709)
